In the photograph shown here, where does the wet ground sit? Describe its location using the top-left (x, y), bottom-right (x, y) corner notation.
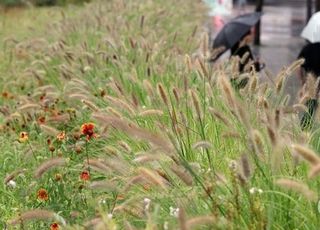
top-left (208, 1), bottom-right (310, 103)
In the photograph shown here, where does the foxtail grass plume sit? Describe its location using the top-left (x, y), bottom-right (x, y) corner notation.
top-left (8, 209), bottom-right (57, 225)
top-left (276, 178), bottom-right (317, 201)
top-left (308, 164), bottom-right (320, 178)
top-left (190, 90), bottom-right (202, 120)
top-left (34, 157), bottom-right (67, 178)
top-left (139, 109), bottom-right (164, 117)
top-left (93, 113), bottom-right (174, 153)
top-left (208, 107), bottom-right (231, 126)
top-left (138, 167), bottom-right (168, 191)
top-left (171, 165), bottom-right (193, 186)
top-left (105, 96), bottom-right (135, 115)
top-left (4, 169), bottom-right (26, 184)
top-left (186, 215), bottom-right (216, 229)
top-left (40, 124), bottom-right (60, 136)
top-left (157, 83), bottom-right (169, 106)
top-left (292, 144), bottom-right (320, 166)
top-left (192, 141), bottom-right (212, 150)
top-left (82, 99), bottom-right (100, 112)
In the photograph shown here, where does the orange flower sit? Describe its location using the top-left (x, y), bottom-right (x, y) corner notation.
top-left (56, 131), bottom-right (66, 141)
top-left (19, 132), bottom-right (29, 143)
top-left (50, 222), bottom-right (59, 230)
top-left (37, 188), bottom-right (49, 201)
top-left (81, 123), bottom-right (96, 140)
top-left (2, 91), bottom-right (9, 98)
top-left (116, 194), bottom-right (125, 200)
top-left (80, 171), bottom-right (90, 181)
top-left (38, 116), bottom-right (46, 124)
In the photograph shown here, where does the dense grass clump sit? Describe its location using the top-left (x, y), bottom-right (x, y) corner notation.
top-left (0, 0), bottom-right (320, 229)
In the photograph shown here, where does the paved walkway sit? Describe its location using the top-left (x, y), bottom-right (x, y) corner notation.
top-left (208, 2), bottom-right (309, 103)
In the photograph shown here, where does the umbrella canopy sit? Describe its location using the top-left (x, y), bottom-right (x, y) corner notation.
top-left (213, 12), bottom-right (262, 51)
top-left (301, 12), bottom-right (320, 43)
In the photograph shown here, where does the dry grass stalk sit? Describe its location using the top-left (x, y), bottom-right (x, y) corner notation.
top-left (84, 217), bottom-right (103, 228)
top-left (68, 93), bottom-right (89, 101)
top-left (8, 209), bottom-right (56, 225)
top-left (4, 169), bottom-right (27, 184)
top-left (221, 131), bottom-right (241, 139)
top-left (142, 79), bottom-right (154, 97)
top-left (201, 32), bottom-right (209, 58)
top-left (275, 76), bottom-right (285, 94)
top-left (275, 109), bottom-right (281, 128)
top-left (286, 58), bottom-right (305, 76)
top-left (18, 103), bottom-right (41, 112)
top-left (84, 158), bottom-right (111, 175)
top-left (190, 90), bottom-right (202, 120)
top-left (133, 154), bottom-right (163, 163)
top-left (249, 74), bottom-right (258, 93)
top-left (89, 180), bottom-right (117, 191)
top-left (293, 104), bottom-right (308, 113)
top-left (105, 96), bottom-right (135, 115)
top-left (209, 46), bottom-right (225, 61)
top-left (192, 141), bottom-right (212, 150)
top-left (123, 175), bottom-right (145, 192)
top-left (185, 54), bottom-right (192, 72)
top-left (258, 96), bottom-right (269, 110)
top-left (106, 107), bottom-right (123, 117)
top-left (93, 113), bottom-right (174, 153)
top-left (46, 114), bottom-right (70, 123)
top-left (267, 126), bottom-right (277, 146)
top-left (251, 129), bottom-right (265, 155)
top-left (208, 107), bottom-right (231, 126)
top-left (186, 215), bottom-right (216, 228)
top-left (236, 101), bottom-right (250, 129)
top-left (178, 207), bottom-right (187, 230)
top-left (39, 124), bottom-right (60, 136)
top-left (139, 109), bottom-right (164, 117)
top-left (276, 178), bottom-right (317, 201)
top-left (138, 167), bottom-right (168, 191)
top-left (118, 140), bottom-right (132, 153)
top-left (157, 83), bottom-right (169, 106)
top-left (240, 154), bottom-right (251, 179)
top-left (240, 52), bottom-right (250, 65)
top-left (171, 165), bottom-right (193, 186)
top-left (34, 157), bottom-right (66, 178)
top-left (197, 58), bottom-right (209, 78)
top-left (292, 144), bottom-right (320, 166)
top-left (308, 164), bottom-right (320, 178)
top-left (218, 74), bottom-right (236, 109)
top-left (82, 99), bottom-right (100, 112)
top-left (172, 87), bottom-right (180, 105)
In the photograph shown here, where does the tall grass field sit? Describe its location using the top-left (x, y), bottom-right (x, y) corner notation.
top-left (1, 0), bottom-right (320, 229)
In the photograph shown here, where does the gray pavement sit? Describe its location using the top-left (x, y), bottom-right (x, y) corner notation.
top-left (208, 2), bottom-right (310, 103)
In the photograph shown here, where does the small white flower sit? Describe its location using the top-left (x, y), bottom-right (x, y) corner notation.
top-left (163, 221), bottom-right (169, 230)
top-left (7, 180), bottom-right (16, 188)
top-left (99, 199), bottom-right (106, 204)
top-left (249, 187), bottom-right (263, 194)
top-left (170, 207), bottom-right (179, 217)
top-left (144, 198), bottom-right (151, 211)
top-left (83, 66), bottom-right (92, 72)
top-left (229, 160), bottom-right (237, 171)
top-left (173, 208), bottom-right (179, 217)
top-left (107, 213), bottom-right (113, 219)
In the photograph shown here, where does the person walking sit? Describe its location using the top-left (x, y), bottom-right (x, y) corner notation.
top-left (297, 12), bottom-right (320, 129)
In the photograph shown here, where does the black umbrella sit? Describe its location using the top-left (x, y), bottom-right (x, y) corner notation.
top-left (213, 12), bottom-right (262, 52)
